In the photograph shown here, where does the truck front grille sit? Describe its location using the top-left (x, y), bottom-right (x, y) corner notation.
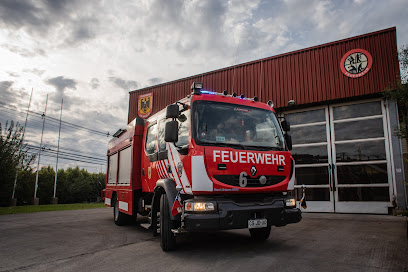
top-left (213, 175), bottom-right (286, 187)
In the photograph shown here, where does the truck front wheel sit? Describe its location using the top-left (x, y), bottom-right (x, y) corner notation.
top-left (160, 194), bottom-right (176, 251)
top-left (113, 195), bottom-right (127, 226)
top-left (249, 226), bottom-right (271, 240)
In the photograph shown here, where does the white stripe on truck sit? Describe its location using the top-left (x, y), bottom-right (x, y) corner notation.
top-left (191, 155), bottom-right (213, 192)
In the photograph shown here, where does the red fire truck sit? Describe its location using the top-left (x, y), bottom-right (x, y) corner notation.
top-left (103, 82), bottom-right (301, 251)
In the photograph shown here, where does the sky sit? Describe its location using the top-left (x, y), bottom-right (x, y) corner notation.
top-left (0, 0), bottom-right (407, 173)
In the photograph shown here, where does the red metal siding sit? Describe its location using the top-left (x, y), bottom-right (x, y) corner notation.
top-left (129, 27), bottom-right (399, 123)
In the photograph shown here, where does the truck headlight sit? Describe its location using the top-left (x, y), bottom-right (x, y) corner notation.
top-left (185, 202), bottom-right (215, 211)
top-left (285, 198), bottom-right (296, 208)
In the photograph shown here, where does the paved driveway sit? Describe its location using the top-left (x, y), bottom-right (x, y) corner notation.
top-left (0, 208), bottom-right (406, 272)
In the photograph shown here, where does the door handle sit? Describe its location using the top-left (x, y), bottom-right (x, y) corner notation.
top-left (332, 164), bottom-right (336, 191)
top-left (328, 164), bottom-right (333, 191)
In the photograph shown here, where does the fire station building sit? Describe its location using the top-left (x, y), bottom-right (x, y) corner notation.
top-left (129, 27), bottom-right (407, 214)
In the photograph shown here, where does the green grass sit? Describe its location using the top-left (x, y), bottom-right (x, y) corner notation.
top-left (0, 203), bottom-right (107, 215)
top-left (394, 210), bottom-right (408, 216)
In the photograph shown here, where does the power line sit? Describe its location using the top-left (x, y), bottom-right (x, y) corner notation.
top-left (26, 145), bottom-right (106, 162)
top-left (27, 151), bottom-right (105, 166)
top-left (1, 114), bottom-right (108, 159)
top-left (25, 140), bottom-right (107, 158)
top-left (0, 108), bottom-right (108, 152)
top-left (0, 108), bottom-right (50, 129)
top-left (30, 153), bottom-right (106, 171)
top-left (0, 103), bottom-right (111, 137)
top-left (0, 110), bottom-right (109, 158)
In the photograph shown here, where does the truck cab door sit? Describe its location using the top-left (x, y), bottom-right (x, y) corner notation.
top-left (142, 122), bottom-right (159, 192)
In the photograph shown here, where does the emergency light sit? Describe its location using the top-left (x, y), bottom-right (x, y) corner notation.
top-left (288, 99), bottom-right (296, 106)
top-left (200, 90), bottom-right (216, 95)
top-left (191, 82), bottom-right (203, 95)
top-left (190, 83), bottom-right (260, 103)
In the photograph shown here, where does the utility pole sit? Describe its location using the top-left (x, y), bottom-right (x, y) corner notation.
top-left (52, 98), bottom-right (63, 204)
top-left (33, 94), bottom-right (48, 205)
top-left (11, 89), bottom-right (33, 206)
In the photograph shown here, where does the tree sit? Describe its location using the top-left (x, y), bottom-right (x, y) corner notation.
top-left (384, 45), bottom-right (408, 139)
top-left (37, 166), bottom-right (56, 205)
top-left (56, 167), bottom-right (105, 204)
top-left (91, 172), bottom-right (106, 202)
top-left (15, 169), bottom-right (35, 205)
top-left (0, 121), bottom-right (36, 206)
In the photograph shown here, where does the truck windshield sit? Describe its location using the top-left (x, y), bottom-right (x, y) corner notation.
top-left (194, 101), bottom-right (285, 150)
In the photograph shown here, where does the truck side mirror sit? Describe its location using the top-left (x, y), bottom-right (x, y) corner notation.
top-left (166, 104), bottom-right (179, 119)
top-left (165, 121), bottom-right (179, 142)
top-left (285, 133), bottom-right (292, 151)
top-left (281, 120), bottom-right (290, 131)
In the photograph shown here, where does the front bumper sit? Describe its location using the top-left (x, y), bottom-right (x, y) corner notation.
top-left (181, 197), bottom-right (301, 231)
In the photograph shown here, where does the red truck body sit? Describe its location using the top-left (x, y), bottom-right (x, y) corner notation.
top-left (103, 83), bottom-right (301, 251)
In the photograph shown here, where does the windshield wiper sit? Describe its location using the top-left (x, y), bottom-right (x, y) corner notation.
top-left (244, 145), bottom-right (283, 151)
top-left (230, 143), bottom-right (247, 150)
top-left (199, 141), bottom-right (247, 150)
top-left (198, 140), bottom-right (284, 151)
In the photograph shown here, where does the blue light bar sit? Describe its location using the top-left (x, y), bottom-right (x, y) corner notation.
top-left (200, 90), bottom-right (216, 95)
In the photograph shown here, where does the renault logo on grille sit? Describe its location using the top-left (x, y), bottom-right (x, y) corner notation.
top-left (250, 166), bottom-right (257, 177)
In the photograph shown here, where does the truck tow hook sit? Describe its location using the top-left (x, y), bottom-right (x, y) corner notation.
top-left (171, 228), bottom-right (187, 234)
top-left (300, 184), bottom-right (307, 209)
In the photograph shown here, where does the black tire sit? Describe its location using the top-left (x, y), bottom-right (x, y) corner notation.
top-left (113, 195), bottom-right (127, 226)
top-left (249, 226), bottom-right (271, 240)
top-left (160, 194), bottom-right (176, 251)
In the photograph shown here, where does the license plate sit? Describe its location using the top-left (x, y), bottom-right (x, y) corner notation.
top-left (248, 219), bottom-right (267, 229)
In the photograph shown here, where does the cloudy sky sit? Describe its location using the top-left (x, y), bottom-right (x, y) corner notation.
top-left (0, 0), bottom-right (407, 173)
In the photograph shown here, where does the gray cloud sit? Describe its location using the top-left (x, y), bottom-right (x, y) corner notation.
top-left (47, 76), bottom-right (77, 93)
top-left (90, 78), bottom-right (100, 89)
top-left (7, 72), bottom-right (19, 77)
top-left (1, 43), bottom-right (45, 57)
top-left (0, 81), bottom-right (17, 104)
top-left (250, 0), bottom-right (408, 58)
top-left (0, 0), bottom-right (48, 32)
top-left (74, 109), bottom-right (122, 134)
top-left (46, 76), bottom-right (79, 108)
top-left (109, 77), bottom-right (139, 91)
top-left (0, 82), bottom-right (32, 127)
top-left (147, 77), bottom-right (164, 86)
top-left (143, 0), bottom-right (228, 57)
top-left (23, 68), bottom-right (46, 76)
top-left (65, 17), bottom-right (98, 46)
top-left (0, 0), bottom-right (101, 47)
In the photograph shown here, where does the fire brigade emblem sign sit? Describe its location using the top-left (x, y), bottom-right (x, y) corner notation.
top-left (138, 92), bottom-right (153, 118)
top-left (340, 49), bottom-right (373, 78)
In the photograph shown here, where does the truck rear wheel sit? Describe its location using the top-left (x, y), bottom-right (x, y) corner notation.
top-left (249, 226), bottom-right (271, 240)
top-left (113, 195), bottom-right (127, 226)
top-left (160, 194), bottom-right (176, 251)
